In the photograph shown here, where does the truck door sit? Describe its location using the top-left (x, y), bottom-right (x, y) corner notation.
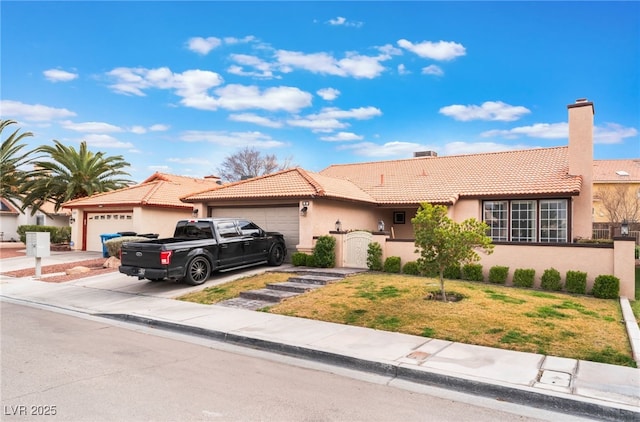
top-left (214, 221), bottom-right (244, 267)
top-left (237, 220), bottom-right (269, 263)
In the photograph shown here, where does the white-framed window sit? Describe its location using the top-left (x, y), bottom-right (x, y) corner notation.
top-left (483, 199), bottom-right (569, 243)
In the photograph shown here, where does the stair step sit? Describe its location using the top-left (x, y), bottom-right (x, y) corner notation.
top-left (267, 281), bottom-right (323, 293)
top-left (240, 288), bottom-right (300, 302)
top-left (217, 297), bottom-right (274, 311)
top-left (287, 275), bottom-right (344, 285)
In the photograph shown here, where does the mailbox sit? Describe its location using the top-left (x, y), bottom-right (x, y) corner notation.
top-left (26, 232), bottom-right (51, 258)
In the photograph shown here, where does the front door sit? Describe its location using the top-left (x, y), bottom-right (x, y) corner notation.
top-left (214, 220), bottom-right (244, 268)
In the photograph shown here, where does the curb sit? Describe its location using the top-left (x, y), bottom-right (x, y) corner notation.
top-left (97, 313), bottom-right (639, 422)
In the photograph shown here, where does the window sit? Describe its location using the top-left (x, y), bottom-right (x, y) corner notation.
top-left (238, 220), bottom-right (261, 236)
top-left (483, 201), bottom-right (508, 241)
top-left (483, 199), bottom-right (568, 243)
top-left (540, 200), bottom-right (567, 243)
top-left (511, 201), bottom-right (536, 242)
top-left (216, 221), bottom-right (240, 238)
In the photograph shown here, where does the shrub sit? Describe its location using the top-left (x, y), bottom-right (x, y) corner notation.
top-left (443, 264), bottom-right (461, 280)
top-left (17, 225), bottom-right (71, 244)
top-left (592, 275), bottom-right (619, 299)
top-left (565, 270), bottom-right (587, 294)
top-left (462, 264), bottom-right (483, 282)
top-left (383, 256), bottom-right (401, 273)
top-left (635, 245), bottom-right (639, 260)
top-left (291, 252), bottom-right (309, 266)
top-left (488, 266), bottom-right (509, 284)
top-left (104, 236), bottom-right (150, 257)
top-left (541, 268), bottom-right (563, 291)
top-left (513, 268), bottom-right (535, 288)
top-left (312, 236), bottom-right (336, 268)
top-left (367, 242), bottom-right (383, 271)
top-left (306, 254), bottom-right (317, 268)
top-left (402, 261), bottom-right (420, 275)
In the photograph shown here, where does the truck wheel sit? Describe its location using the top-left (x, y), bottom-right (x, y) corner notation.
top-left (184, 256), bottom-right (211, 285)
top-left (267, 244), bottom-right (285, 266)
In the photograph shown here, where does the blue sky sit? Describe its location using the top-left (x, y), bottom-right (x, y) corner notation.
top-left (2, 1), bottom-right (639, 182)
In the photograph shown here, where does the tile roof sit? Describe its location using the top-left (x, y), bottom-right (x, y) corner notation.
top-left (62, 172), bottom-right (221, 209)
top-left (593, 159), bottom-right (640, 182)
top-left (184, 147), bottom-right (583, 205)
top-left (182, 168), bottom-right (375, 203)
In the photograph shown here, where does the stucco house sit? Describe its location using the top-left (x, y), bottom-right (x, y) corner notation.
top-left (63, 172), bottom-right (220, 252)
top-left (0, 198), bottom-right (70, 242)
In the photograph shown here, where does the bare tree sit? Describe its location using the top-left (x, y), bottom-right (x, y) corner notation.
top-left (594, 184), bottom-right (640, 224)
top-left (216, 147), bottom-right (293, 182)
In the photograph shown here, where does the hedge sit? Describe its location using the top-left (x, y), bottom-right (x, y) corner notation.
top-left (402, 261), bottom-right (420, 275)
top-left (541, 268), bottom-right (563, 291)
top-left (17, 225), bottom-right (71, 244)
top-left (488, 266), bottom-right (509, 284)
top-left (462, 264), bottom-right (483, 282)
top-left (312, 236), bottom-right (336, 268)
top-left (592, 275), bottom-right (619, 299)
top-left (383, 256), bottom-right (401, 273)
top-left (367, 242), bottom-right (383, 271)
top-left (565, 270), bottom-right (587, 295)
top-left (513, 268), bottom-right (535, 288)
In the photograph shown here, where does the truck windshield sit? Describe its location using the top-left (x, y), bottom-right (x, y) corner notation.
top-left (174, 221), bottom-right (214, 239)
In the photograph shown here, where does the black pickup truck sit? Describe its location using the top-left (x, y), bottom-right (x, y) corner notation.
top-left (119, 218), bottom-right (287, 285)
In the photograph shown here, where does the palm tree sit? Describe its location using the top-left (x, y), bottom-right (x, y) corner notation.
top-left (21, 140), bottom-right (134, 214)
top-left (0, 119), bottom-right (36, 209)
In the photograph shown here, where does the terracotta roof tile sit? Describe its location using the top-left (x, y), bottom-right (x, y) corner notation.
top-left (62, 172), bottom-right (220, 209)
top-left (320, 147), bottom-right (581, 204)
top-left (593, 159), bottom-right (640, 182)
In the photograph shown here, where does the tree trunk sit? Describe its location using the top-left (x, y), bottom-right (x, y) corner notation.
top-left (439, 269), bottom-right (447, 303)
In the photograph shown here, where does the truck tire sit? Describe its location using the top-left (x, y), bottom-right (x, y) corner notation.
top-left (184, 256), bottom-right (211, 285)
top-left (267, 244), bottom-right (285, 266)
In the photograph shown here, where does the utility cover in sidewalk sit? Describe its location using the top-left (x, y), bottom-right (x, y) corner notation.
top-left (539, 370), bottom-right (572, 387)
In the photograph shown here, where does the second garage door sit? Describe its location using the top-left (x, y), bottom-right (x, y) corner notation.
top-left (209, 206), bottom-right (299, 252)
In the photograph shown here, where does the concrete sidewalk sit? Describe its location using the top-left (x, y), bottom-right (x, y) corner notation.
top-left (1, 251), bottom-right (638, 421)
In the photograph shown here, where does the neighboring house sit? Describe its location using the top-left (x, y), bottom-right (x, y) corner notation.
top-left (0, 198), bottom-right (70, 242)
top-left (183, 99), bottom-right (594, 252)
top-left (62, 173), bottom-right (220, 252)
top-left (592, 159), bottom-right (640, 240)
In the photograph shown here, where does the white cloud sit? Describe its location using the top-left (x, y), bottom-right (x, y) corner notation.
top-left (223, 35), bottom-right (256, 45)
top-left (481, 123), bottom-right (568, 139)
top-left (227, 54), bottom-right (275, 78)
top-left (287, 117), bottom-right (347, 132)
top-left (287, 106), bottom-right (381, 133)
top-left (229, 113), bottom-right (283, 128)
top-left (43, 68), bottom-right (78, 82)
top-left (83, 134), bottom-right (134, 149)
top-left (61, 120), bottom-right (123, 133)
top-left (180, 130), bottom-right (286, 148)
top-left (149, 124), bottom-right (170, 131)
top-left (106, 66), bottom-right (224, 98)
top-left (208, 84), bottom-right (312, 112)
top-left (594, 123), bottom-right (638, 145)
top-left (441, 141), bottom-right (537, 155)
top-left (440, 101), bottom-right (531, 122)
top-left (313, 106), bottom-right (382, 120)
top-left (397, 64), bottom-right (410, 75)
top-left (130, 126), bottom-right (146, 134)
top-left (327, 16), bottom-right (363, 28)
top-left (167, 157), bottom-right (211, 165)
top-left (317, 88), bottom-right (340, 101)
top-left (398, 39), bottom-right (466, 61)
top-left (422, 65), bottom-right (443, 76)
top-left (338, 141), bottom-right (427, 157)
top-left (0, 100), bottom-right (76, 121)
top-left (320, 132), bottom-right (364, 142)
top-left (275, 49), bottom-right (389, 79)
top-left (187, 36), bottom-right (222, 55)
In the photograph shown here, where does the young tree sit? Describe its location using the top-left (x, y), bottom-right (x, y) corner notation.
top-left (21, 140), bottom-right (133, 214)
top-left (217, 146), bottom-right (292, 182)
top-left (594, 185), bottom-right (640, 226)
top-left (412, 203), bottom-right (494, 302)
top-left (0, 120), bottom-right (36, 209)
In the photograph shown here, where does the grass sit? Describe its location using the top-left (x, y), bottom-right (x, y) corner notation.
top-left (632, 266), bottom-right (640, 320)
top-left (178, 272), bottom-right (636, 367)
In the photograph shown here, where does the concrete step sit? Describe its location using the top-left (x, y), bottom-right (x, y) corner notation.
top-left (240, 288), bottom-right (300, 302)
top-left (217, 297), bottom-right (274, 311)
top-left (287, 274), bottom-right (344, 285)
top-left (267, 281), bottom-right (323, 293)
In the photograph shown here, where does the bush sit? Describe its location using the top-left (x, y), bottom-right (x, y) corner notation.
top-left (402, 261), bottom-right (420, 275)
top-left (513, 268), bottom-right (535, 288)
top-left (17, 225), bottom-right (71, 244)
top-left (635, 245), bottom-right (639, 260)
top-left (104, 236), bottom-right (150, 258)
top-left (541, 268), bottom-right (563, 291)
top-left (592, 275), bottom-right (620, 299)
top-left (312, 235), bottom-right (336, 268)
top-left (383, 256), bottom-right (401, 273)
top-left (488, 266), bottom-right (509, 284)
top-left (443, 264), bottom-right (461, 280)
top-left (565, 270), bottom-right (587, 294)
top-left (306, 254), bottom-right (317, 268)
top-left (367, 242), bottom-right (383, 271)
top-left (462, 264), bottom-right (483, 282)
top-left (291, 252), bottom-right (309, 266)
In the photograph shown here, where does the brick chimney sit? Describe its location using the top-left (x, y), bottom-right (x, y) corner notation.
top-left (567, 98), bottom-right (594, 240)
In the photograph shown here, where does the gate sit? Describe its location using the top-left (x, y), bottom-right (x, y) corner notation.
top-left (343, 231), bottom-right (373, 268)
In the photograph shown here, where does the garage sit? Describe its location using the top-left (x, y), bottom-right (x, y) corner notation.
top-left (85, 212), bottom-right (134, 252)
top-left (209, 205), bottom-right (299, 252)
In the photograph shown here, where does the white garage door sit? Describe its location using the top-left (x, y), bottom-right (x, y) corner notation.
top-left (85, 212), bottom-right (134, 252)
top-left (209, 206), bottom-right (299, 252)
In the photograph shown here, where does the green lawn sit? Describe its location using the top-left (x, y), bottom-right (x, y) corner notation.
top-left (179, 272), bottom-right (636, 367)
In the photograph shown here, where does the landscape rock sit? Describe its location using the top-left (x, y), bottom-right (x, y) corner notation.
top-left (103, 256), bottom-right (121, 269)
top-left (66, 266), bottom-right (91, 275)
